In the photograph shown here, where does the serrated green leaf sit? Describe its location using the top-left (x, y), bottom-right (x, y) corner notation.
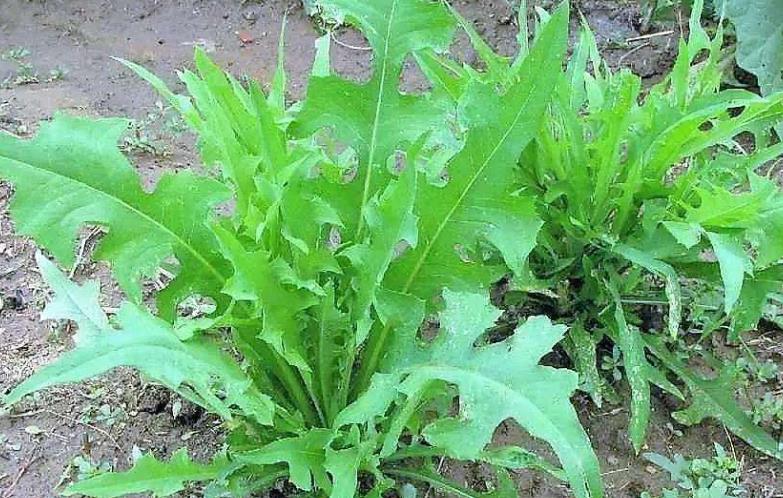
top-left (705, 232), bottom-right (752, 314)
top-left (293, 0), bottom-right (456, 235)
top-left (0, 115), bottom-right (231, 319)
top-left (324, 441), bottom-right (374, 498)
top-left (119, 48), bottom-right (288, 220)
top-left (384, 4), bottom-right (568, 300)
top-left (645, 335), bottom-right (783, 460)
top-left (212, 226), bottom-right (316, 376)
top-left (662, 221), bottom-right (702, 249)
top-left (34, 251), bottom-right (108, 341)
top-left (342, 290), bottom-right (603, 498)
top-left (343, 165), bottom-right (417, 342)
top-left (63, 449), bottom-right (229, 498)
top-left (4, 255), bottom-right (275, 426)
top-left (236, 429), bottom-right (333, 492)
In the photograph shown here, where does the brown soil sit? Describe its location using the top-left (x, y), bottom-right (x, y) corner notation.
top-left (0, 1), bottom-right (780, 497)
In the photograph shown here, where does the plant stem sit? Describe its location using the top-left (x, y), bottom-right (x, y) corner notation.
top-left (384, 445), bottom-right (445, 462)
top-left (383, 468), bottom-right (481, 498)
top-left (351, 321), bottom-right (391, 399)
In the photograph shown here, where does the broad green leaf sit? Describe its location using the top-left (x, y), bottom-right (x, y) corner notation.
top-left (725, 0), bottom-right (783, 134)
top-left (324, 440), bottom-right (374, 498)
top-left (705, 232), bottom-right (752, 314)
top-left (34, 252), bottom-right (108, 341)
top-left (212, 226), bottom-right (316, 376)
top-left (4, 255), bottom-right (275, 426)
top-left (686, 186), bottom-right (769, 230)
top-left (236, 429), bottom-right (333, 492)
top-left (607, 284), bottom-right (651, 454)
top-left (342, 290), bottom-right (603, 498)
top-left (731, 265), bottom-right (783, 339)
top-left (63, 449), bottom-right (229, 498)
top-left (343, 165), bottom-right (417, 342)
top-left (292, 0), bottom-right (456, 235)
top-left (0, 115), bottom-right (231, 319)
top-left (385, 4), bottom-right (568, 301)
top-left (662, 221), bottom-right (702, 249)
top-left (646, 335), bottom-right (783, 460)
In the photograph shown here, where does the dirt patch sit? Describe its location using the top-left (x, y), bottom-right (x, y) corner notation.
top-left (0, 1), bottom-right (780, 497)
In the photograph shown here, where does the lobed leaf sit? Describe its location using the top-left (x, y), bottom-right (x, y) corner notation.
top-left (4, 255), bottom-right (275, 426)
top-left (341, 290), bottom-right (603, 498)
top-left (63, 449), bottom-right (230, 498)
top-left (645, 335), bottom-right (783, 460)
top-left (384, 3), bottom-right (569, 301)
top-left (293, 0), bottom-right (456, 236)
top-left (0, 115), bottom-right (231, 319)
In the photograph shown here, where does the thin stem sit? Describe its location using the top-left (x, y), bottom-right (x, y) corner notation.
top-left (383, 468), bottom-right (481, 498)
top-left (384, 445), bottom-right (445, 462)
top-left (352, 321), bottom-right (390, 399)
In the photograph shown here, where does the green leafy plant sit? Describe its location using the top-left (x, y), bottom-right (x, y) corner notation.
top-left (0, 1), bottom-right (601, 497)
top-left (642, 443), bottom-right (742, 498)
top-left (725, 1), bottom-right (783, 120)
top-left (418, 0), bottom-right (783, 460)
top-left (508, 0), bottom-right (783, 459)
top-left (2, 0), bottom-right (783, 497)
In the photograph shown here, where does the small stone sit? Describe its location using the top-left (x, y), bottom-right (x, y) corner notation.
top-left (24, 425), bottom-right (43, 436)
top-left (237, 30), bottom-right (254, 45)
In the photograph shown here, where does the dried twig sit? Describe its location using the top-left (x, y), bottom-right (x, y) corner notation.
top-left (1, 451), bottom-right (40, 498)
top-left (626, 30), bottom-right (674, 43)
top-left (616, 42), bottom-right (651, 67)
top-left (330, 31), bottom-right (372, 51)
top-left (42, 408), bottom-right (122, 451)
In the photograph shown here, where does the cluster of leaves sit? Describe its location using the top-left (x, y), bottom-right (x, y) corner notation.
top-left (504, 0), bottom-right (783, 460)
top-left (725, 0), bottom-right (783, 134)
top-left (1, 0), bottom-right (782, 497)
top-left (642, 444), bottom-right (742, 498)
top-left (645, 0), bottom-right (782, 137)
top-left (0, 1), bottom-right (598, 497)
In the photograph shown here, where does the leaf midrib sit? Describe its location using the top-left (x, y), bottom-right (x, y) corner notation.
top-left (71, 469), bottom-right (218, 492)
top-left (357, 0), bottom-right (399, 236)
top-left (402, 85), bottom-right (536, 292)
top-left (6, 157), bottom-right (227, 287)
top-left (407, 362), bottom-right (595, 490)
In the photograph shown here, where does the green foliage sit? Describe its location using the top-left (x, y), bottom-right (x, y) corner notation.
top-left (501, 0), bottom-right (783, 461)
top-left (0, 1), bottom-right (599, 497)
top-left (726, 1), bottom-right (783, 129)
top-left (643, 443), bottom-right (742, 498)
top-left (2, 0), bottom-right (783, 496)
top-left (63, 449), bottom-right (230, 497)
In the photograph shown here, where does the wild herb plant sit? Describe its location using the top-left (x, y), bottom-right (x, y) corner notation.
top-left (0, 1), bottom-right (602, 497)
top-left (413, 0), bottom-right (783, 461)
top-left (642, 444), bottom-right (742, 498)
top-left (1, 0), bottom-right (783, 497)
